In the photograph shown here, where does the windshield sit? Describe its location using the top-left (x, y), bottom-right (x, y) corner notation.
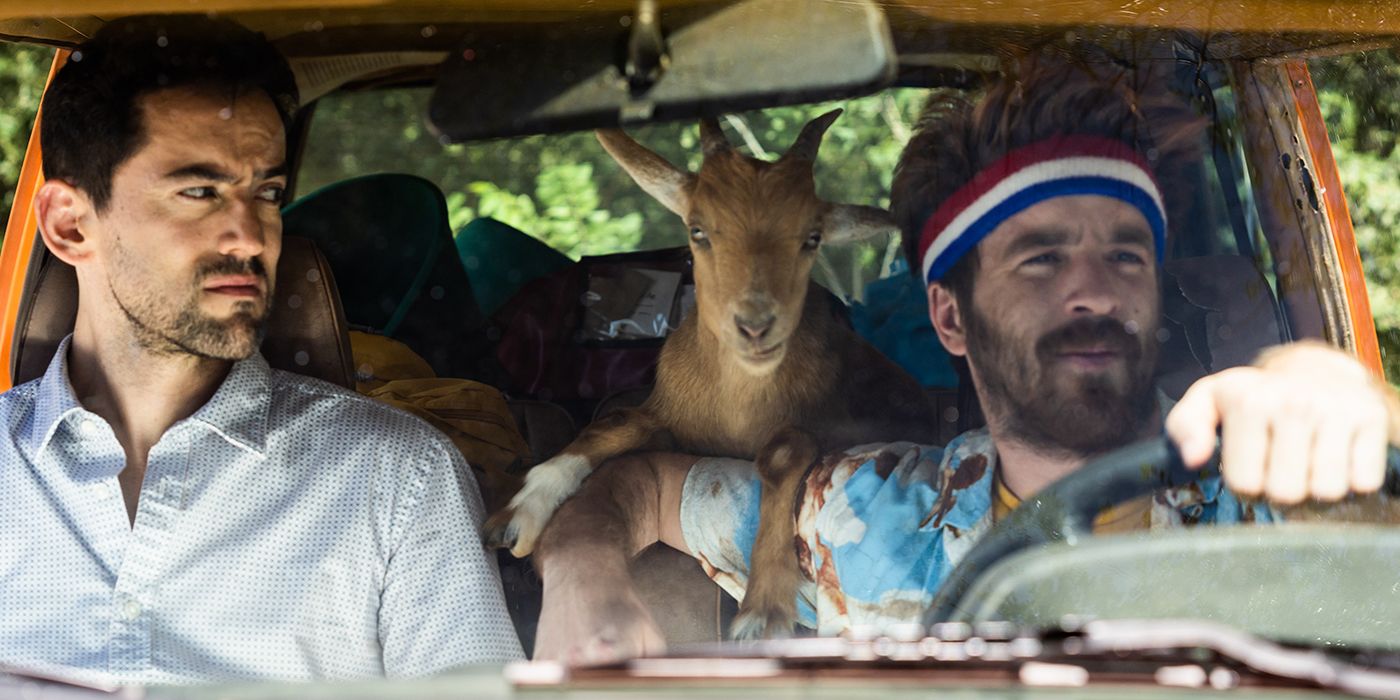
top-left (287, 33), bottom-right (1400, 658)
top-left (2, 2), bottom-right (1400, 693)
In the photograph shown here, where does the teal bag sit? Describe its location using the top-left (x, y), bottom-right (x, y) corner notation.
top-left (848, 259), bottom-right (959, 388)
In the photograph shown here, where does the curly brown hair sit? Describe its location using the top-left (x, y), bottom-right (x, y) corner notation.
top-left (891, 49), bottom-right (1206, 305)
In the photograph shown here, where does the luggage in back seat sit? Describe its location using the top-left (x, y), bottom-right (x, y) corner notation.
top-left (349, 331), bottom-right (531, 512)
top-left (491, 246), bottom-right (692, 408)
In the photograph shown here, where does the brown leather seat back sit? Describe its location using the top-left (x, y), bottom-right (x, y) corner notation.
top-left (11, 236), bottom-right (354, 389)
top-left (262, 237), bottom-right (355, 388)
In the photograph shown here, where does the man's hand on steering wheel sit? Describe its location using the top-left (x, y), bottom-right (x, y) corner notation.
top-left (1165, 340), bottom-right (1400, 505)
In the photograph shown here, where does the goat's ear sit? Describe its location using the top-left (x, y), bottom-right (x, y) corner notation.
top-left (821, 204), bottom-right (897, 244)
top-left (596, 128), bottom-right (693, 216)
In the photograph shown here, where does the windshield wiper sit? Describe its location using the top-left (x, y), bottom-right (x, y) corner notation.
top-left (512, 619), bottom-right (1400, 699)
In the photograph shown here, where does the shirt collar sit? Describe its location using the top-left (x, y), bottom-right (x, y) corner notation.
top-left (932, 413), bottom-right (1226, 534)
top-left (27, 335), bottom-right (271, 456)
top-left (187, 352), bottom-right (271, 456)
top-left (29, 335), bottom-right (86, 453)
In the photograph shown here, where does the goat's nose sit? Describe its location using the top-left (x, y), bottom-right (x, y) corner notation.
top-left (735, 314), bottom-right (775, 342)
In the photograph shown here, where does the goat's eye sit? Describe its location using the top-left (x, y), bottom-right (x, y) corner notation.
top-left (803, 230), bottom-right (822, 250)
top-left (689, 227), bottom-right (710, 246)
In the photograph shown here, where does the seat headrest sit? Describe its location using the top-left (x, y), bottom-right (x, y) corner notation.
top-left (11, 235), bottom-right (354, 389)
top-left (1155, 254), bottom-right (1286, 398)
top-left (282, 173), bottom-right (495, 380)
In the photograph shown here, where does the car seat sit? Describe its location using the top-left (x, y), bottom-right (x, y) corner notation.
top-left (12, 235), bottom-right (354, 388)
top-left (455, 217), bottom-right (572, 319)
top-left (1155, 254), bottom-right (1288, 398)
top-left (281, 173), bottom-right (497, 382)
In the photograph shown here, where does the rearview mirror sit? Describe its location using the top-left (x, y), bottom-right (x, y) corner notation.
top-left (428, 0), bottom-right (896, 141)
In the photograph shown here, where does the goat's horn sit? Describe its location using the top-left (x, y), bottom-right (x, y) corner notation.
top-left (783, 108), bottom-right (843, 164)
top-left (699, 117), bottom-right (732, 157)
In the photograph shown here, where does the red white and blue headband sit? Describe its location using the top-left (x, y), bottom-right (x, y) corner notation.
top-left (918, 135), bottom-right (1167, 284)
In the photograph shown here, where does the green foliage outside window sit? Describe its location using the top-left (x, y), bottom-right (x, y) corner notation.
top-left (0, 43), bottom-right (50, 223)
top-left (1311, 50), bottom-right (1400, 383)
top-left (297, 88), bottom-right (922, 298)
top-left (444, 164), bottom-right (646, 259)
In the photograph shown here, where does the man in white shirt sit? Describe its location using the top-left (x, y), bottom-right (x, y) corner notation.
top-left (0, 15), bottom-right (522, 683)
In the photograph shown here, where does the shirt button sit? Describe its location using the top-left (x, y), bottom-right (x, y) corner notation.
top-left (79, 419), bottom-right (99, 436)
top-left (121, 598), bottom-right (141, 620)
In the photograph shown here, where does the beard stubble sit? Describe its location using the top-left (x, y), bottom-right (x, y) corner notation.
top-left (107, 239), bottom-right (273, 361)
top-left (964, 302), bottom-right (1160, 458)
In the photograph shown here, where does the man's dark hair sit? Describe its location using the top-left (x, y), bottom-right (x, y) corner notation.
top-left (40, 14), bottom-right (298, 211)
top-left (890, 50), bottom-right (1204, 309)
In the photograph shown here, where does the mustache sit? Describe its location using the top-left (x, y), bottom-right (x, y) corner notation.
top-left (196, 256), bottom-right (268, 283)
top-left (1035, 316), bottom-right (1142, 359)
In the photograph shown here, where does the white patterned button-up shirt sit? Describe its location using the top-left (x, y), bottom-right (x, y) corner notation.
top-left (0, 338), bottom-right (523, 685)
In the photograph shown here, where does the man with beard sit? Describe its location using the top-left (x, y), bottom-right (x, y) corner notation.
top-left (0, 16), bottom-right (521, 683)
top-left (529, 55), bottom-right (1400, 661)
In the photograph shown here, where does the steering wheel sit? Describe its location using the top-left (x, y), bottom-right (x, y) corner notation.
top-left (922, 435), bottom-right (1400, 626)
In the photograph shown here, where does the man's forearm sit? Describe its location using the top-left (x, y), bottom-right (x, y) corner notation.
top-left (533, 453), bottom-right (670, 581)
top-left (532, 453), bottom-right (692, 660)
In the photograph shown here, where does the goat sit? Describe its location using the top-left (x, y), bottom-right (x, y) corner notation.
top-left (486, 109), bottom-right (937, 639)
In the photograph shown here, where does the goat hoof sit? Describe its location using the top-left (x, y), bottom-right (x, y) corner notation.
top-left (499, 515), bottom-right (542, 558)
top-left (484, 507), bottom-right (543, 557)
top-left (483, 509), bottom-right (519, 551)
top-left (492, 498), bottom-right (550, 557)
top-left (488, 454), bottom-right (593, 558)
top-left (729, 608), bottom-right (794, 641)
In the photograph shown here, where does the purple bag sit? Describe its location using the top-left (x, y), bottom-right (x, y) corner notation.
top-left (491, 247), bottom-right (692, 402)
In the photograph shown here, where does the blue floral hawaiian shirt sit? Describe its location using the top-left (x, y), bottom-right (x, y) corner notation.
top-left (679, 428), bottom-right (1276, 636)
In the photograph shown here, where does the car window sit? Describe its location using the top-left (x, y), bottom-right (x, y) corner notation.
top-left (0, 42), bottom-right (50, 226)
top-left (292, 56), bottom-right (1292, 398)
top-left (297, 87), bottom-right (924, 301)
top-left (286, 40), bottom-right (1398, 670)
top-left (1310, 48), bottom-right (1400, 387)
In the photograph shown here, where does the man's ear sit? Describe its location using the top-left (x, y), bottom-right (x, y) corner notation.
top-left (927, 283), bottom-right (968, 357)
top-left (34, 180), bottom-right (97, 265)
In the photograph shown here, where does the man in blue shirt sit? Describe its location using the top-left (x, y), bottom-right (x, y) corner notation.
top-left (531, 54), bottom-right (1400, 660)
top-left (0, 15), bottom-right (522, 683)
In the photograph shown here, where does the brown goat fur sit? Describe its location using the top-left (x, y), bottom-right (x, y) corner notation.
top-left (486, 110), bottom-right (936, 639)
